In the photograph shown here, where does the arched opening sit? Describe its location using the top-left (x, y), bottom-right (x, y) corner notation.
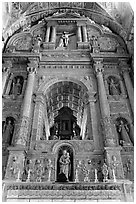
top-left (49, 107), bottom-right (81, 140)
top-left (44, 80), bottom-right (89, 140)
top-left (56, 144), bottom-right (74, 182)
top-left (9, 75), bottom-right (24, 96)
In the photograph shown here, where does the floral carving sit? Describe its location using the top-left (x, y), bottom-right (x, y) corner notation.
top-left (13, 35), bottom-right (33, 51)
top-left (98, 37), bottom-right (119, 51)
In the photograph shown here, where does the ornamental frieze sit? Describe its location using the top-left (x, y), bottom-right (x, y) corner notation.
top-left (33, 140), bottom-right (94, 153)
top-left (41, 51), bottom-right (90, 60)
top-left (40, 65), bottom-right (91, 69)
top-left (6, 183), bottom-right (122, 191)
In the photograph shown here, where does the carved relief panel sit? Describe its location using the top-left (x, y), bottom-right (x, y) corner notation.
top-left (121, 156), bottom-right (134, 181)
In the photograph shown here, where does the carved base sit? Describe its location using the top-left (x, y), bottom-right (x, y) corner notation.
top-left (2, 181), bottom-right (133, 202)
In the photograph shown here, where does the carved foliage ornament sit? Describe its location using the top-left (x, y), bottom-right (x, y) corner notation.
top-left (13, 35), bottom-right (33, 51)
top-left (98, 36), bottom-right (119, 51)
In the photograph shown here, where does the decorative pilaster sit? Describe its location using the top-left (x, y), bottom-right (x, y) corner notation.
top-left (2, 61), bottom-right (12, 94)
top-left (94, 59), bottom-right (124, 179)
top-left (45, 26), bottom-right (51, 42)
top-left (14, 61), bottom-right (37, 147)
top-left (82, 25), bottom-right (88, 42)
top-left (94, 59), bottom-right (117, 147)
top-left (119, 60), bottom-right (134, 113)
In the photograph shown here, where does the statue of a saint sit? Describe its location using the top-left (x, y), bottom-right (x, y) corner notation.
top-left (3, 120), bottom-right (14, 145)
top-left (59, 150), bottom-right (71, 181)
top-left (75, 160), bottom-right (82, 182)
top-left (109, 78), bottom-right (120, 95)
top-left (117, 120), bottom-right (132, 145)
top-left (15, 78), bottom-right (22, 95)
top-left (47, 159), bottom-right (54, 182)
top-left (32, 35), bottom-right (42, 53)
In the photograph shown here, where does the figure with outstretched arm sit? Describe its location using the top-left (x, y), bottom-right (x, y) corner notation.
top-left (58, 32), bottom-right (75, 48)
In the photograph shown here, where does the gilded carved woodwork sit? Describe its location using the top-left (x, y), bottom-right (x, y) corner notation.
top-left (2, 6), bottom-right (134, 202)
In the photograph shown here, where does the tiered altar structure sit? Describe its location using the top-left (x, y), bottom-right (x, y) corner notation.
top-left (2, 2), bottom-right (134, 202)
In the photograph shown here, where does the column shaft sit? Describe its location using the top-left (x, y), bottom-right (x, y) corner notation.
top-left (15, 67), bottom-right (36, 146)
top-left (82, 26), bottom-right (88, 42)
top-left (123, 71), bottom-right (134, 113)
top-left (45, 26), bottom-right (51, 42)
top-left (31, 97), bottom-right (44, 143)
top-left (23, 71), bottom-right (35, 118)
top-left (2, 68), bottom-right (9, 94)
top-left (50, 26), bottom-right (56, 43)
top-left (96, 71), bottom-right (110, 117)
top-left (89, 101), bottom-right (102, 149)
top-left (94, 60), bottom-right (116, 147)
top-left (77, 26), bottom-right (82, 42)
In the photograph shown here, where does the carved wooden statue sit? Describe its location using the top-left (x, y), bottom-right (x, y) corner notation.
top-left (59, 150), bottom-right (71, 181)
top-left (117, 120), bottom-right (132, 146)
top-left (2, 120), bottom-right (14, 145)
top-left (109, 78), bottom-right (120, 95)
top-left (58, 32), bottom-right (75, 48)
top-left (75, 160), bottom-right (82, 182)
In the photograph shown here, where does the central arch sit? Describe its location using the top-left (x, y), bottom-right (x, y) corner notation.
top-left (39, 79), bottom-right (90, 140)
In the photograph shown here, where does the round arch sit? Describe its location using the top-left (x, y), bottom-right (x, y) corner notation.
top-left (37, 76), bottom-right (89, 95)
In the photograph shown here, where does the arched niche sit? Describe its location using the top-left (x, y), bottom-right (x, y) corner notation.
top-left (2, 116), bottom-right (15, 146)
top-left (56, 144), bottom-right (74, 182)
top-left (38, 80), bottom-right (89, 140)
top-left (9, 75), bottom-right (24, 96)
top-left (115, 117), bottom-right (133, 146)
top-left (106, 75), bottom-right (121, 95)
top-left (49, 107), bottom-right (81, 140)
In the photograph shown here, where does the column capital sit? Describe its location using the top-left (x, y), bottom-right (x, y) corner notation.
top-left (27, 60), bottom-right (38, 73)
top-left (88, 92), bottom-right (97, 102)
top-left (34, 93), bottom-right (45, 105)
top-left (94, 59), bottom-right (104, 74)
top-left (27, 67), bottom-right (37, 74)
top-left (2, 66), bottom-right (10, 73)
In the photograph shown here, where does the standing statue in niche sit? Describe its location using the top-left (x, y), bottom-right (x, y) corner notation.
top-left (117, 120), bottom-right (132, 146)
top-left (15, 78), bottom-right (22, 95)
top-left (2, 120), bottom-right (14, 145)
top-left (10, 78), bottom-right (23, 98)
top-left (59, 150), bottom-right (71, 181)
top-left (109, 78), bottom-right (120, 95)
top-left (58, 32), bottom-right (75, 48)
